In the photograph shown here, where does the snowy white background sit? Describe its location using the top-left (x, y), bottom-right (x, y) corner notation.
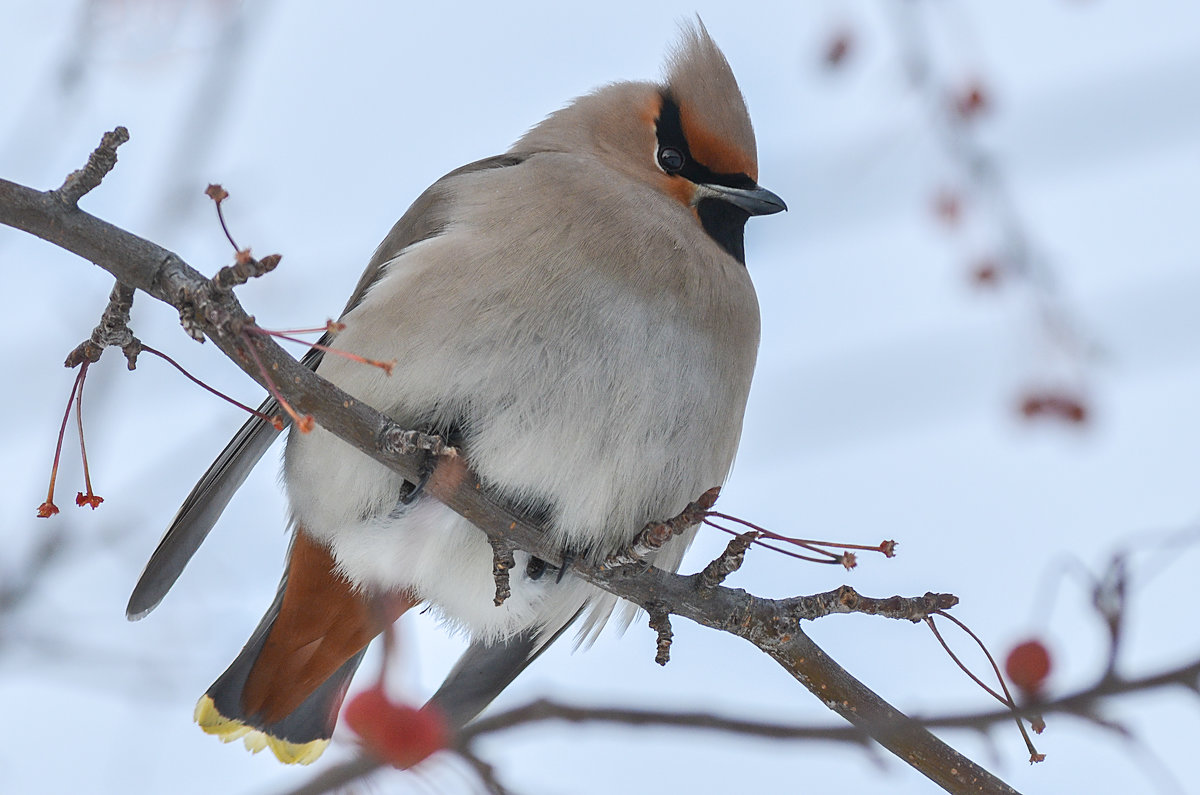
top-left (3, 1), bottom-right (1200, 793)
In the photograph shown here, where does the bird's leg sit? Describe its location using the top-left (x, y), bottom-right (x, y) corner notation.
top-left (525, 548), bottom-right (580, 584)
top-left (554, 549), bottom-right (578, 584)
top-left (525, 556), bottom-right (549, 581)
top-left (393, 423), bottom-right (464, 506)
top-left (398, 448), bottom-right (436, 505)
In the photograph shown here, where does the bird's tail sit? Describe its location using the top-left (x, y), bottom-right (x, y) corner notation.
top-left (196, 531), bottom-right (414, 764)
top-left (195, 648), bottom-right (366, 765)
top-left (429, 607), bottom-right (581, 728)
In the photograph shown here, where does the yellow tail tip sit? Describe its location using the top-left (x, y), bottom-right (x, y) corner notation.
top-left (194, 694), bottom-right (329, 765)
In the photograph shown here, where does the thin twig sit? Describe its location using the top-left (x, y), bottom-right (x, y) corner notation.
top-left (460, 699), bottom-right (873, 746)
top-left (457, 748), bottom-right (512, 795)
top-left (647, 602), bottom-right (673, 666)
top-left (38, 365), bottom-right (86, 517)
top-left (602, 487), bottom-right (720, 568)
top-left (205, 183), bottom-right (239, 251)
top-left (248, 325), bottom-right (396, 375)
top-left (705, 517), bottom-right (846, 564)
top-left (780, 586), bottom-right (957, 623)
top-left (926, 612), bottom-right (1043, 762)
top-left (64, 281), bottom-right (140, 370)
top-left (705, 510), bottom-right (894, 567)
top-left (52, 125), bottom-right (129, 206)
top-left (73, 360), bottom-right (101, 509)
top-left (140, 344), bottom-right (280, 425)
top-left (697, 530), bottom-right (757, 589)
top-left (213, 252), bottom-right (281, 291)
top-left (239, 328), bottom-right (312, 432)
top-left (488, 537), bottom-right (514, 607)
top-left (272, 755), bottom-right (381, 795)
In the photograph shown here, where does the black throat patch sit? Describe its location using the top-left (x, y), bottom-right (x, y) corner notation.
top-left (656, 92), bottom-right (755, 264)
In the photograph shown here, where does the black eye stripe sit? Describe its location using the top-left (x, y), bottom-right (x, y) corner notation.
top-left (654, 93), bottom-right (689, 162)
top-left (655, 92), bottom-right (755, 265)
top-left (654, 92), bottom-right (756, 190)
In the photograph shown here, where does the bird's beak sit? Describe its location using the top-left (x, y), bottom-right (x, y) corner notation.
top-left (698, 182), bottom-right (787, 216)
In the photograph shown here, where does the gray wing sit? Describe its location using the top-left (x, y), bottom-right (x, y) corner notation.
top-left (126, 153), bottom-right (531, 620)
top-left (126, 352), bottom-right (319, 620)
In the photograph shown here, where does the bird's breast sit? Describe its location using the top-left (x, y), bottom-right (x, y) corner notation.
top-left (290, 157), bottom-right (760, 556)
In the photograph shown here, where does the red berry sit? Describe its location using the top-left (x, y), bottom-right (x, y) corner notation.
top-left (824, 32), bottom-right (853, 68)
top-left (1005, 639), bottom-right (1052, 696)
top-left (1019, 395), bottom-right (1045, 418)
top-left (955, 81), bottom-right (990, 120)
top-left (934, 190), bottom-right (962, 227)
top-left (970, 259), bottom-right (1002, 288)
top-left (344, 687), bottom-right (449, 768)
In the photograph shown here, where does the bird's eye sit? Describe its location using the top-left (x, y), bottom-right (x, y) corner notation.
top-left (657, 146), bottom-right (685, 173)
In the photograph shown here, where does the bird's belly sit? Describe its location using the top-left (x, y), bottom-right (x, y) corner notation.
top-left (287, 279), bottom-right (751, 641)
top-left (315, 496), bottom-right (595, 642)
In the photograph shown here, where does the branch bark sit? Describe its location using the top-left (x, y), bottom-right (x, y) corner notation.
top-left (0, 131), bottom-right (1019, 795)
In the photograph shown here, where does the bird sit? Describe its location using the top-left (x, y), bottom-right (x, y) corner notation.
top-left (127, 21), bottom-right (784, 765)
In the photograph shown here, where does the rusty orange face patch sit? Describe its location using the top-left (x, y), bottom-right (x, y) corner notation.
top-left (678, 103), bottom-right (757, 182)
top-left (658, 172), bottom-right (698, 209)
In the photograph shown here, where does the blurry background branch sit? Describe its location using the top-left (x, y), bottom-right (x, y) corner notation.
top-left (882, 1), bottom-right (1097, 423)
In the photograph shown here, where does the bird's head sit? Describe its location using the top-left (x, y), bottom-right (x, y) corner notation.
top-left (514, 21), bottom-right (785, 264)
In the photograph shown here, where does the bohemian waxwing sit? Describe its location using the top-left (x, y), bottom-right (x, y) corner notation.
top-left (127, 21), bottom-right (784, 764)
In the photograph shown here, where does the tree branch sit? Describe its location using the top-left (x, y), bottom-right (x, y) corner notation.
top-left (0, 130), bottom-right (1018, 795)
top-left (464, 647), bottom-right (1200, 744)
top-left (460, 698), bottom-right (872, 745)
top-left (52, 125), bottom-right (129, 206)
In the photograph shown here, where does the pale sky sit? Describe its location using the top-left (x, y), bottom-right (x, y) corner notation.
top-left (3, 2), bottom-right (1200, 794)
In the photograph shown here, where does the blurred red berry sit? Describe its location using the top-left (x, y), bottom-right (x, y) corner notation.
top-left (934, 190), bottom-right (962, 227)
top-left (954, 80), bottom-right (990, 120)
top-left (970, 259), bottom-right (1002, 287)
top-left (1018, 392), bottom-right (1089, 425)
top-left (824, 30), bottom-right (853, 68)
top-left (1005, 639), bottom-right (1052, 696)
top-left (344, 686), bottom-right (449, 769)
top-left (1057, 397), bottom-right (1088, 424)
